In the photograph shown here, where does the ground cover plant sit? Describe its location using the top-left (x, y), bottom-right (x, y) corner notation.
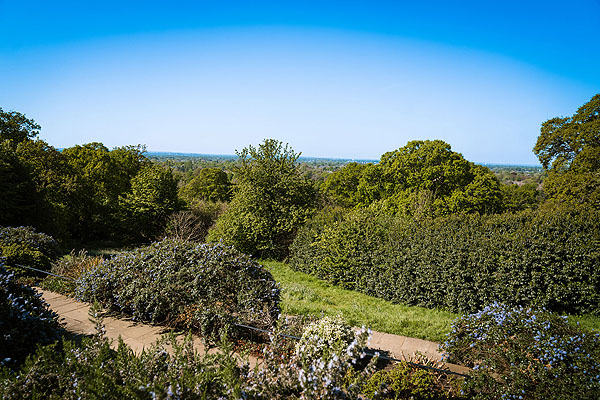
top-left (0, 263), bottom-right (62, 369)
top-left (441, 303), bottom-right (600, 399)
top-left (75, 239), bottom-right (281, 341)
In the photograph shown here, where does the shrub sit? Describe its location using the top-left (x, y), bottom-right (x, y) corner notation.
top-left (290, 206), bottom-right (600, 315)
top-left (39, 249), bottom-right (104, 295)
top-left (0, 333), bottom-right (248, 399)
top-left (441, 303), bottom-right (600, 399)
top-left (295, 315), bottom-right (355, 363)
top-left (361, 361), bottom-right (463, 400)
top-left (75, 239), bottom-right (280, 341)
top-left (0, 226), bottom-right (59, 273)
top-left (247, 325), bottom-right (376, 399)
top-left (0, 318), bottom-right (377, 399)
top-left (0, 264), bottom-right (62, 369)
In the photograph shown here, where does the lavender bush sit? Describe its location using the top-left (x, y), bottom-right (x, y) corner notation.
top-left (75, 239), bottom-right (280, 341)
top-left (442, 302), bottom-right (600, 399)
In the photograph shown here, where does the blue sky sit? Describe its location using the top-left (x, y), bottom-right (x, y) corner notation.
top-left (1, 1), bottom-right (599, 164)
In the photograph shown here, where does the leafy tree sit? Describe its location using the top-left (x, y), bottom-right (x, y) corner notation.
top-left (120, 164), bottom-right (180, 240)
top-left (533, 93), bottom-right (600, 209)
top-left (208, 139), bottom-right (317, 259)
top-left (179, 167), bottom-right (231, 204)
top-left (357, 140), bottom-right (504, 217)
top-left (502, 183), bottom-right (541, 212)
top-left (0, 142), bottom-right (37, 227)
top-left (62, 143), bottom-right (150, 240)
top-left (321, 162), bottom-right (369, 207)
top-left (0, 108), bottom-right (40, 146)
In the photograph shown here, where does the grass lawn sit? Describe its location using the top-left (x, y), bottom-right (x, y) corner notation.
top-left (263, 260), bottom-right (600, 343)
top-left (262, 260), bottom-right (457, 343)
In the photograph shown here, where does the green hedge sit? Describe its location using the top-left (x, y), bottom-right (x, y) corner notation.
top-left (289, 207), bottom-right (600, 315)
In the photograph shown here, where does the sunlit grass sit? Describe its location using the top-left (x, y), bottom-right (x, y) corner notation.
top-left (263, 260), bottom-right (600, 343)
top-left (262, 260), bottom-right (457, 343)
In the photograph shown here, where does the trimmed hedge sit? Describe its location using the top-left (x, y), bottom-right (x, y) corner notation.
top-left (289, 207), bottom-right (600, 315)
top-left (75, 239), bottom-right (281, 341)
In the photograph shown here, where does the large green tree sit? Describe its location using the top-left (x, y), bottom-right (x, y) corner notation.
top-left (533, 93), bottom-right (600, 209)
top-left (356, 140), bottom-right (504, 217)
top-left (120, 164), bottom-right (180, 240)
top-left (179, 167), bottom-right (231, 204)
top-left (208, 139), bottom-right (317, 259)
top-left (321, 162), bottom-right (369, 207)
top-left (0, 108), bottom-right (40, 146)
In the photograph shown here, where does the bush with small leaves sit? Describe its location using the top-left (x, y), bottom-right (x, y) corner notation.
top-left (0, 226), bottom-right (59, 273)
top-left (441, 303), bottom-right (600, 399)
top-left (361, 361), bottom-right (464, 400)
top-left (0, 264), bottom-right (62, 369)
top-left (295, 315), bottom-right (355, 364)
top-left (75, 239), bottom-right (280, 341)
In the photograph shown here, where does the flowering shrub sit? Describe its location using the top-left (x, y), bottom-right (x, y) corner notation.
top-left (0, 226), bottom-right (59, 273)
top-left (0, 264), bottom-right (62, 369)
top-left (442, 303), bottom-right (600, 399)
top-left (0, 311), bottom-right (376, 399)
top-left (246, 325), bottom-right (376, 399)
top-left (75, 239), bottom-right (280, 341)
top-left (295, 315), bottom-right (355, 363)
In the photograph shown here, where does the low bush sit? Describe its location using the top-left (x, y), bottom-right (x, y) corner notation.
top-left (0, 314), bottom-right (377, 399)
top-left (295, 315), bottom-right (355, 363)
top-left (75, 239), bottom-right (281, 341)
top-left (0, 264), bottom-right (62, 369)
top-left (361, 361), bottom-right (464, 400)
top-left (0, 226), bottom-right (59, 273)
top-left (290, 207), bottom-right (600, 315)
top-left (442, 303), bottom-right (600, 399)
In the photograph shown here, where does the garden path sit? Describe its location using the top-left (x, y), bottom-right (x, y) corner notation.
top-left (39, 289), bottom-right (469, 375)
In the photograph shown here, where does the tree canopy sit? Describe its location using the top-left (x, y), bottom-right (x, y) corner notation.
top-left (533, 94), bottom-right (600, 209)
top-left (207, 139), bottom-right (316, 259)
top-left (343, 140), bottom-right (504, 217)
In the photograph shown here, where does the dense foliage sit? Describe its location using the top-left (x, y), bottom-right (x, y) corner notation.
top-left (208, 139), bottom-right (317, 259)
top-left (322, 140), bottom-right (504, 217)
top-left (442, 303), bottom-right (600, 399)
top-left (1, 109), bottom-right (181, 243)
top-left (0, 264), bottom-right (62, 369)
top-left (534, 93), bottom-right (600, 210)
top-left (360, 361), bottom-right (463, 400)
top-left (0, 316), bottom-right (379, 399)
top-left (179, 167), bottom-right (232, 204)
top-left (290, 206), bottom-right (600, 315)
top-left (0, 226), bottom-right (59, 272)
top-left (75, 240), bottom-right (281, 340)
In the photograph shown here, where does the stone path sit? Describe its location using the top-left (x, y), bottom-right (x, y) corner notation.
top-left (39, 289), bottom-right (469, 375)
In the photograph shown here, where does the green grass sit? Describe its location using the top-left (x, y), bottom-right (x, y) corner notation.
top-left (263, 260), bottom-right (600, 343)
top-left (262, 260), bottom-right (457, 343)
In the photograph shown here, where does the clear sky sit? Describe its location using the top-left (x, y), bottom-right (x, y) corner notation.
top-left (1, 1), bottom-right (599, 164)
